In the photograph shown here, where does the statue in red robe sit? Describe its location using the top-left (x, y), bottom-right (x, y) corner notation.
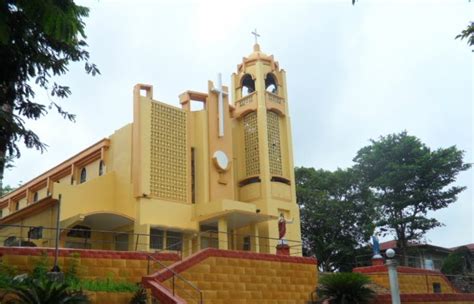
top-left (278, 213), bottom-right (294, 245)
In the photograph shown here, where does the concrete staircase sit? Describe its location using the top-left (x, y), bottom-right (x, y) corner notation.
top-left (142, 248), bottom-right (318, 304)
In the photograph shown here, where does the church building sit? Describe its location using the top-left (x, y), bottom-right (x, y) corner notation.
top-left (0, 43), bottom-right (302, 257)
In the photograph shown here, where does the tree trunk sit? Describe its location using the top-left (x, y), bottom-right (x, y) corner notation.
top-left (397, 234), bottom-right (407, 266)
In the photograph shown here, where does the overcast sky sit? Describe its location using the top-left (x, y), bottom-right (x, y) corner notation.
top-left (4, 0), bottom-right (473, 248)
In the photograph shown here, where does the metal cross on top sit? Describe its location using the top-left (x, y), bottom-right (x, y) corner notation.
top-left (212, 73), bottom-right (228, 138)
top-left (251, 28), bottom-right (260, 44)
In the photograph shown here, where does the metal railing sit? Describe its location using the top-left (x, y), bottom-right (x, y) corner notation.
top-left (355, 252), bottom-right (444, 270)
top-left (0, 223), bottom-right (304, 257)
top-left (182, 228), bottom-right (303, 257)
top-left (0, 223), bottom-right (184, 253)
top-left (146, 254), bottom-right (203, 304)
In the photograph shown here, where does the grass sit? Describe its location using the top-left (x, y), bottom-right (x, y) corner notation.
top-left (70, 278), bottom-right (139, 292)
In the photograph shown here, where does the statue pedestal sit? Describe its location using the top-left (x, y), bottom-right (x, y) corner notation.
top-left (372, 257), bottom-right (384, 266)
top-left (276, 244), bottom-right (290, 256)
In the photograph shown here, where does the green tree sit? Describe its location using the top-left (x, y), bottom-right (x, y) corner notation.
top-left (296, 167), bottom-right (375, 272)
top-left (353, 131), bottom-right (471, 264)
top-left (441, 246), bottom-right (472, 275)
top-left (0, 184), bottom-right (15, 196)
top-left (456, 21), bottom-right (474, 51)
top-left (0, 0), bottom-right (99, 193)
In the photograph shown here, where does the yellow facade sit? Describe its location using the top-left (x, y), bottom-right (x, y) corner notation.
top-left (0, 44), bottom-right (302, 256)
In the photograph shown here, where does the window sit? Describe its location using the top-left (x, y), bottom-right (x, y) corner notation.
top-left (67, 225), bottom-right (91, 238)
top-left (433, 282), bottom-right (441, 293)
top-left (167, 231), bottom-right (182, 251)
top-left (241, 74), bottom-right (255, 96)
top-left (99, 160), bottom-right (105, 176)
top-left (200, 226), bottom-right (218, 249)
top-left (80, 168), bottom-right (87, 184)
top-left (243, 236), bottom-right (251, 251)
top-left (265, 73), bottom-right (278, 94)
top-left (424, 258), bottom-right (434, 270)
top-left (28, 226), bottom-right (43, 239)
top-left (0, 209), bottom-right (2, 218)
top-left (115, 233), bottom-right (129, 251)
top-left (150, 228), bottom-right (164, 250)
top-left (33, 192), bottom-right (39, 202)
top-left (14, 202), bottom-right (19, 211)
top-left (408, 256), bottom-right (418, 268)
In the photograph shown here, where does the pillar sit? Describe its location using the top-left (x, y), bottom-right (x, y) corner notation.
top-left (134, 223), bottom-right (150, 251)
top-left (218, 218), bottom-right (228, 250)
top-left (250, 224), bottom-right (260, 253)
top-left (162, 230), bottom-right (167, 250)
top-left (387, 259), bottom-right (401, 304)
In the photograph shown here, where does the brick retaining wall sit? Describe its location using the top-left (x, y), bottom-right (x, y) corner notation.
top-left (0, 246), bottom-right (180, 283)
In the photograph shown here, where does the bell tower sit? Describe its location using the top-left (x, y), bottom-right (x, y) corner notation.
top-left (231, 42), bottom-right (301, 254)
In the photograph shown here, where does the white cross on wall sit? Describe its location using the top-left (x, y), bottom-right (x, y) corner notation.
top-left (212, 73), bottom-right (228, 137)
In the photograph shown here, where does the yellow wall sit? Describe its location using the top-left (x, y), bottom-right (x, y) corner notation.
top-left (137, 198), bottom-right (195, 231)
top-left (366, 272), bottom-right (456, 294)
top-left (0, 250), bottom-right (176, 284)
top-left (55, 172), bottom-right (116, 220)
top-left (0, 204), bottom-right (57, 247)
top-left (160, 255), bottom-right (317, 303)
top-left (107, 124), bottom-right (135, 219)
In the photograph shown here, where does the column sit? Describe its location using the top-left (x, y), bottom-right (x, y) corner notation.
top-left (162, 230), bottom-right (167, 250)
top-left (387, 259), bottom-right (401, 304)
top-left (218, 218), bottom-right (228, 250)
top-left (134, 223), bottom-right (150, 251)
top-left (250, 224), bottom-right (260, 253)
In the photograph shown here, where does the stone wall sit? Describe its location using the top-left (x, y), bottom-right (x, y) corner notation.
top-left (354, 265), bottom-right (457, 294)
top-left (0, 247), bottom-right (179, 283)
top-left (144, 248), bottom-right (318, 304)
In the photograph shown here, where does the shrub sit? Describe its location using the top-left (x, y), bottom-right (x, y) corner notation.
top-left (65, 252), bottom-right (81, 285)
top-left (317, 272), bottom-right (375, 304)
top-left (1, 279), bottom-right (90, 304)
top-left (129, 285), bottom-right (148, 304)
top-left (31, 252), bottom-right (49, 282)
top-left (0, 261), bottom-right (17, 288)
top-left (441, 246), bottom-right (472, 275)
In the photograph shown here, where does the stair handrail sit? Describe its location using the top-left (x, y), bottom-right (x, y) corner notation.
top-left (146, 254), bottom-right (203, 304)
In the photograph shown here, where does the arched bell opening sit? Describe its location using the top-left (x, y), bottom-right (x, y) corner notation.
top-left (241, 74), bottom-right (255, 96)
top-left (265, 73), bottom-right (278, 94)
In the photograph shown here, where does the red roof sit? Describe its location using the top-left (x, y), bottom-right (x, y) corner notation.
top-left (379, 240), bottom-right (452, 253)
top-left (380, 240), bottom-right (398, 251)
top-left (450, 243), bottom-right (474, 252)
